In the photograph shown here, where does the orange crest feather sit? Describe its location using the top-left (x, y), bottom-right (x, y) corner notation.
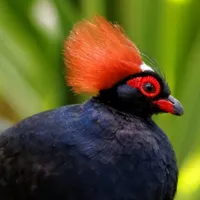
top-left (64, 16), bottom-right (142, 94)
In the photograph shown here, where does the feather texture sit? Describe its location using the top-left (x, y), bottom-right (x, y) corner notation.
top-left (64, 16), bottom-right (142, 94)
top-left (0, 99), bottom-right (177, 200)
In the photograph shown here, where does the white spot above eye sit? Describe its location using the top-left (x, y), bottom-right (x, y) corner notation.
top-left (140, 63), bottom-right (154, 72)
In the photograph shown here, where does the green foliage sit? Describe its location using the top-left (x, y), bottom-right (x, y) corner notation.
top-left (0, 0), bottom-right (200, 199)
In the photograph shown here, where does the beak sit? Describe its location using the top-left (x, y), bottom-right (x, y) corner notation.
top-left (153, 95), bottom-right (184, 116)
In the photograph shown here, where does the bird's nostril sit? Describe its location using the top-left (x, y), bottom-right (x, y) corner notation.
top-left (168, 95), bottom-right (175, 104)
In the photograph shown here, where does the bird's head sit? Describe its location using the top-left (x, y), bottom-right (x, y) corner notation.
top-left (64, 16), bottom-right (183, 118)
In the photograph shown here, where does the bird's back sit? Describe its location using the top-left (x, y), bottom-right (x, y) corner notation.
top-left (0, 99), bottom-right (177, 200)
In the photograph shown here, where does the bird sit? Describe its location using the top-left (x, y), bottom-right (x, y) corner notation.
top-left (0, 16), bottom-right (183, 200)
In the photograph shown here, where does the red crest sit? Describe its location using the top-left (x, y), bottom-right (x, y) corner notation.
top-left (64, 16), bottom-right (142, 94)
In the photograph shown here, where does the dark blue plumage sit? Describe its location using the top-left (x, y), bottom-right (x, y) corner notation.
top-left (0, 16), bottom-right (184, 200)
top-left (0, 97), bottom-right (178, 200)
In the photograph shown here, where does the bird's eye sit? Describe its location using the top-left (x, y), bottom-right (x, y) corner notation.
top-left (127, 76), bottom-right (161, 98)
top-left (142, 82), bottom-right (156, 93)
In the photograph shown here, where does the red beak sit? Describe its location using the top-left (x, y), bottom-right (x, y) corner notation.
top-left (153, 95), bottom-right (184, 116)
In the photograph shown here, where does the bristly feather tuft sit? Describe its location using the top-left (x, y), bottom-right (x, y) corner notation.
top-left (141, 53), bottom-right (165, 80)
top-left (64, 16), bottom-right (142, 94)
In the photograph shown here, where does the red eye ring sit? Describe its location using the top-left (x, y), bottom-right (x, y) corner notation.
top-left (127, 76), bottom-right (161, 98)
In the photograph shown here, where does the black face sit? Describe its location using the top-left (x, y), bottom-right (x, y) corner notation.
top-left (97, 71), bottom-right (183, 118)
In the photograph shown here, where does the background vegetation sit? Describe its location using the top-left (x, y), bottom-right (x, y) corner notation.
top-left (0, 0), bottom-right (200, 199)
